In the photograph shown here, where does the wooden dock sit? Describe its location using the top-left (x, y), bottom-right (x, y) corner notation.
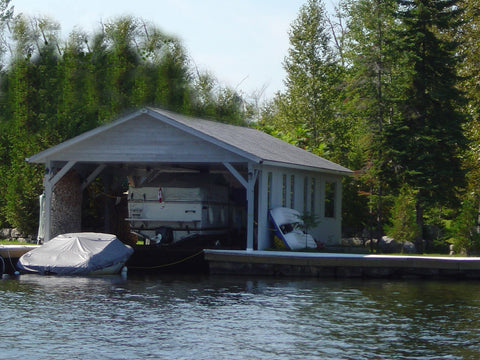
top-left (204, 250), bottom-right (480, 279)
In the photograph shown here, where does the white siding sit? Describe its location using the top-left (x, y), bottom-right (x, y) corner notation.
top-left (256, 165), bottom-right (343, 250)
top-left (44, 115), bottom-right (245, 164)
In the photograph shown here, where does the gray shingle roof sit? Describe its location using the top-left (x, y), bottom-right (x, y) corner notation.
top-left (27, 107), bottom-right (352, 175)
top-left (149, 108), bottom-right (352, 174)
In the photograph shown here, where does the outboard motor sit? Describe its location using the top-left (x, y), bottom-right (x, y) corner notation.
top-left (155, 227), bottom-right (174, 245)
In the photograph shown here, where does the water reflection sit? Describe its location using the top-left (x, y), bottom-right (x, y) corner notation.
top-left (1, 274), bottom-right (480, 359)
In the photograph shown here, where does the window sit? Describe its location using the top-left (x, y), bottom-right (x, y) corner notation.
top-left (310, 178), bottom-right (316, 216)
top-left (303, 177), bottom-right (308, 213)
top-left (282, 174), bottom-right (287, 207)
top-left (267, 172), bottom-right (272, 209)
top-left (325, 181), bottom-right (336, 218)
top-left (290, 175), bottom-right (295, 208)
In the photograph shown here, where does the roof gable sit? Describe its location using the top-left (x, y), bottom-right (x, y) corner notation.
top-left (27, 107), bottom-right (352, 175)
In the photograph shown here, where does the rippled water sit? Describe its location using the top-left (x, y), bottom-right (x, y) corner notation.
top-left (1, 274), bottom-right (480, 359)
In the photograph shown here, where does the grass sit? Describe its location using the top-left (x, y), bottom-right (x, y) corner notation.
top-left (0, 240), bottom-right (37, 245)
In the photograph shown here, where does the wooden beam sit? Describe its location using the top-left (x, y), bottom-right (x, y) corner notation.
top-left (42, 161), bottom-right (52, 242)
top-left (81, 164), bottom-right (106, 191)
top-left (223, 162), bottom-right (247, 189)
top-left (50, 160), bottom-right (76, 187)
top-left (246, 163), bottom-right (259, 251)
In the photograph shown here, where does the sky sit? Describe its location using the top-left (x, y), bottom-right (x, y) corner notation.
top-left (11, 0), bottom-right (319, 101)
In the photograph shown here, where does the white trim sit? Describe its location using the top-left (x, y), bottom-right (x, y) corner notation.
top-left (222, 162), bottom-right (247, 188)
top-left (81, 164), bottom-right (106, 191)
top-left (49, 161), bottom-right (76, 187)
top-left (260, 160), bottom-right (351, 176)
top-left (246, 163), bottom-right (259, 251)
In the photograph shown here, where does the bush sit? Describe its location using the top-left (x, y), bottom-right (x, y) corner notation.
top-left (387, 185), bottom-right (420, 250)
top-left (448, 196), bottom-right (480, 255)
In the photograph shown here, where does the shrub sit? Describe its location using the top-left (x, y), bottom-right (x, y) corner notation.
top-left (387, 185), bottom-right (420, 250)
top-left (448, 196), bottom-right (480, 255)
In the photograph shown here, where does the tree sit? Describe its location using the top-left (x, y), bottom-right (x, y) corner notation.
top-left (449, 195), bottom-right (480, 255)
top-left (380, 0), bottom-right (468, 243)
top-left (387, 185), bottom-right (420, 250)
top-left (0, 0), bottom-right (13, 68)
top-left (457, 0), bottom-right (480, 195)
top-left (342, 0), bottom-right (401, 237)
top-left (261, 0), bottom-right (346, 160)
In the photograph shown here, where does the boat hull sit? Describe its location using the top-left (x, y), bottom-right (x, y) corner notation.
top-left (127, 246), bottom-right (208, 273)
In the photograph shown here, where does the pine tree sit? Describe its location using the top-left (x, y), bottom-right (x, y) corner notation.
top-left (458, 0), bottom-right (480, 193)
top-left (263, 0), bottom-right (344, 159)
top-left (343, 0), bottom-right (402, 237)
top-left (381, 0), bottom-right (468, 240)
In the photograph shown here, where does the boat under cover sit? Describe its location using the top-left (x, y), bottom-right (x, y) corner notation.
top-left (269, 207), bottom-right (318, 250)
top-left (17, 233), bottom-right (133, 275)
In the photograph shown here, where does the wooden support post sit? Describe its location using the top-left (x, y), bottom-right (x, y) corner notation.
top-left (246, 163), bottom-right (258, 251)
top-left (223, 162), bottom-right (258, 251)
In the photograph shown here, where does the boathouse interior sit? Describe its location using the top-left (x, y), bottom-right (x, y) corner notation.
top-left (27, 107), bottom-right (351, 250)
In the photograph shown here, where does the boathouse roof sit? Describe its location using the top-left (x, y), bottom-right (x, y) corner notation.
top-left (27, 107), bottom-right (351, 175)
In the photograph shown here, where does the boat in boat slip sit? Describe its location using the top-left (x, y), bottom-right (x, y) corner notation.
top-left (126, 172), bottom-right (244, 245)
top-left (17, 233), bottom-right (133, 275)
top-left (269, 207), bottom-right (318, 250)
top-left (124, 172), bottom-right (245, 272)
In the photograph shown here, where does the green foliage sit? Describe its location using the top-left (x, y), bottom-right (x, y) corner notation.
top-left (448, 195), bottom-right (480, 255)
top-left (296, 210), bottom-right (321, 248)
top-left (380, 0), bottom-right (467, 206)
top-left (261, 0), bottom-right (350, 163)
top-left (387, 185), bottom-right (420, 247)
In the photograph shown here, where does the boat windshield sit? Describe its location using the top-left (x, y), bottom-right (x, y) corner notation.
top-left (280, 223), bottom-right (302, 234)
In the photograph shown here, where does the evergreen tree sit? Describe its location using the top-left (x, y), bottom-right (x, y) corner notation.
top-left (261, 0), bottom-right (346, 160)
top-left (343, 0), bottom-right (401, 237)
top-left (388, 185), bottom-right (420, 249)
top-left (380, 0), bottom-right (467, 242)
top-left (458, 0), bottom-right (480, 194)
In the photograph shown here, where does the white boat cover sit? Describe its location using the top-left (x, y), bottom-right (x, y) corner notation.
top-left (17, 233), bottom-right (133, 275)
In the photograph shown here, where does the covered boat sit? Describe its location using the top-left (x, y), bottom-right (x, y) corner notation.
top-left (126, 172), bottom-right (242, 245)
top-left (269, 207), bottom-right (318, 250)
top-left (17, 233), bottom-right (133, 275)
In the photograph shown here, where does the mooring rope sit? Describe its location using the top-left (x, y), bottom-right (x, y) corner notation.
top-left (128, 249), bottom-right (205, 270)
top-left (0, 255), bottom-right (5, 277)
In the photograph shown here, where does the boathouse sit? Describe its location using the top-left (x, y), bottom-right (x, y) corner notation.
top-left (27, 107), bottom-right (351, 250)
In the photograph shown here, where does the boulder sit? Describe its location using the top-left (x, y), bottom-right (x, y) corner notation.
top-left (341, 237), bottom-right (364, 247)
top-left (11, 228), bottom-right (22, 239)
top-left (0, 228), bottom-right (11, 239)
top-left (378, 236), bottom-right (402, 253)
top-left (402, 241), bottom-right (416, 254)
top-left (378, 236), bottom-right (417, 253)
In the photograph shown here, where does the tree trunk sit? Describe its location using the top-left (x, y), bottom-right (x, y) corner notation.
top-left (415, 198), bottom-right (424, 253)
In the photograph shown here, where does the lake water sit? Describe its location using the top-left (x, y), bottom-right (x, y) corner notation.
top-left (1, 273), bottom-right (480, 360)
